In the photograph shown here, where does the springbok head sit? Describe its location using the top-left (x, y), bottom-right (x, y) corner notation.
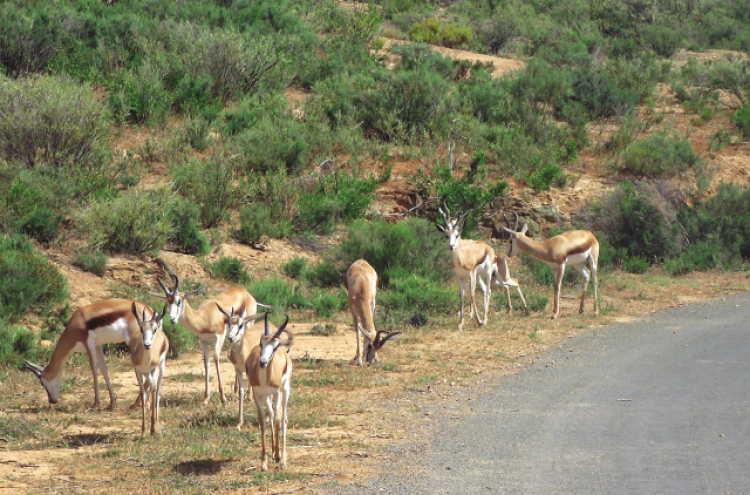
top-left (217, 304), bottom-right (267, 344)
top-left (502, 211), bottom-right (528, 258)
top-left (151, 273), bottom-right (202, 324)
top-left (131, 303), bottom-right (166, 350)
top-left (435, 200), bottom-right (472, 251)
top-left (258, 312), bottom-right (294, 368)
top-left (363, 330), bottom-right (402, 364)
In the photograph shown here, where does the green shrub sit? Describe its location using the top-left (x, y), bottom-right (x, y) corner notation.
top-left (679, 182), bottom-right (750, 259)
top-left (172, 152), bottom-right (246, 228)
top-left (106, 64), bottom-right (171, 126)
top-left (303, 259), bottom-right (345, 288)
top-left (378, 275), bottom-right (457, 315)
top-left (591, 181), bottom-right (682, 261)
top-left (526, 164), bottom-right (567, 192)
top-left (0, 237), bottom-right (68, 323)
top-left (0, 75), bottom-right (110, 169)
top-left (181, 116), bottom-right (212, 152)
top-left (72, 249), bottom-right (109, 277)
top-left (207, 257), bottom-right (249, 284)
top-left (569, 65), bottom-right (638, 119)
top-left (282, 256), bottom-right (308, 280)
top-left (622, 256), bottom-right (649, 274)
top-left (247, 276), bottom-right (309, 311)
top-left (296, 172), bottom-right (378, 235)
top-left (16, 207), bottom-right (63, 245)
top-left (408, 19), bottom-right (472, 48)
top-left (79, 186), bottom-right (174, 255)
top-left (708, 129), bottom-right (733, 152)
top-left (0, 323), bottom-right (47, 366)
top-left (233, 203), bottom-right (291, 246)
top-left (731, 104), bottom-right (750, 139)
top-left (622, 132), bottom-right (699, 178)
top-left (167, 197), bottom-right (210, 256)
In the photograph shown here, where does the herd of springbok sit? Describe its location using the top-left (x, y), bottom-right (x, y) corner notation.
top-left (21, 207), bottom-right (599, 471)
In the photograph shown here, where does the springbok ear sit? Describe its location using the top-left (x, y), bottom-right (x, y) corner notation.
top-left (521, 223), bottom-right (528, 234)
top-left (502, 227), bottom-right (517, 236)
top-left (435, 223), bottom-right (446, 234)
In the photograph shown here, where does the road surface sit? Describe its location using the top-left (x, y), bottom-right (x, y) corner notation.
top-left (336, 291), bottom-right (750, 495)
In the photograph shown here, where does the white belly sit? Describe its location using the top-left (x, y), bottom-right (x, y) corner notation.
top-left (91, 318), bottom-right (129, 345)
top-left (564, 248), bottom-right (591, 266)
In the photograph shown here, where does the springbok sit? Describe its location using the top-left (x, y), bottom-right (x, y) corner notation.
top-left (22, 298), bottom-right (154, 409)
top-left (503, 212), bottom-right (599, 319)
top-left (245, 312), bottom-right (294, 471)
top-left (217, 304), bottom-right (267, 429)
top-left (344, 259), bottom-right (401, 366)
top-left (152, 274), bottom-right (257, 404)
top-left (436, 202), bottom-right (529, 330)
top-left (129, 303), bottom-right (169, 437)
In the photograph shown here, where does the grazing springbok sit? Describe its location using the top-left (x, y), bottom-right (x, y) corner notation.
top-left (217, 304), bottom-right (267, 429)
top-left (152, 274), bottom-right (257, 404)
top-left (22, 298), bottom-right (154, 409)
top-left (503, 212), bottom-right (599, 319)
top-left (129, 303), bottom-right (169, 437)
top-left (343, 259), bottom-right (401, 366)
top-left (245, 312), bottom-right (294, 471)
top-left (436, 202), bottom-right (529, 330)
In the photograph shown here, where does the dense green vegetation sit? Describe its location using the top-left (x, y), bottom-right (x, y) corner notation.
top-left (0, 0), bottom-right (749, 361)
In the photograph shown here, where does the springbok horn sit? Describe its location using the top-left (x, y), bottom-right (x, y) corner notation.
top-left (263, 312), bottom-right (271, 337)
top-left (272, 313), bottom-right (291, 341)
top-left (131, 302), bottom-right (143, 324)
top-left (157, 303), bottom-right (167, 321)
top-left (242, 312), bottom-right (268, 324)
top-left (21, 360), bottom-right (44, 377)
top-left (215, 303), bottom-right (232, 319)
top-left (170, 273), bottom-right (180, 292)
top-left (157, 277), bottom-right (171, 295)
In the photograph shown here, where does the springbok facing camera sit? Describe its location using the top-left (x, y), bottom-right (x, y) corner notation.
top-left (436, 202), bottom-right (529, 330)
top-left (22, 298), bottom-right (154, 409)
top-left (245, 312), bottom-right (294, 471)
top-left (503, 212), bottom-right (599, 319)
top-left (344, 259), bottom-right (401, 366)
top-left (152, 274), bottom-right (257, 404)
top-left (129, 303), bottom-right (169, 437)
top-left (217, 304), bottom-right (267, 429)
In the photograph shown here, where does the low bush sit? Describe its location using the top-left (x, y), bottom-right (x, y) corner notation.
top-left (233, 203), bottom-right (291, 246)
top-left (161, 320), bottom-right (197, 359)
top-left (622, 132), bottom-right (699, 178)
top-left (282, 256), bottom-right (308, 279)
top-left (526, 164), bottom-right (567, 191)
top-left (0, 75), bottom-right (110, 170)
top-left (72, 249), bottom-right (108, 277)
top-left (247, 277), bottom-right (308, 312)
top-left (408, 18), bottom-right (472, 49)
top-left (377, 275), bottom-right (457, 315)
top-left (207, 257), bottom-right (249, 284)
top-left (622, 256), bottom-right (650, 274)
top-left (307, 288), bottom-right (348, 318)
top-left (0, 235), bottom-right (68, 323)
top-left (106, 64), bottom-right (171, 126)
top-left (0, 323), bottom-right (47, 366)
top-left (310, 323), bottom-right (337, 336)
top-left (16, 207), bottom-right (63, 245)
top-left (167, 197), bottom-right (210, 256)
top-left (79, 186), bottom-right (173, 255)
top-left (172, 152), bottom-right (247, 229)
top-left (731, 104), bottom-right (750, 139)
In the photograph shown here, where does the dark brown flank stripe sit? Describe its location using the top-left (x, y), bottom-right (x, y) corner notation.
top-left (86, 310), bottom-right (131, 331)
top-left (567, 237), bottom-right (594, 256)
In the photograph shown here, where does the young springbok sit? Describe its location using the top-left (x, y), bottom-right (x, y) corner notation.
top-left (22, 298), bottom-right (154, 409)
top-left (503, 212), bottom-right (599, 319)
top-left (152, 274), bottom-right (257, 404)
top-left (129, 303), bottom-right (169, 437)
top-left (436, 202), bottom-right (529, 330)
top-left (217, 304), bottom-right (267, 429)
top-left (245, 312), bottom-right (293, 471)
top-left (343, 259), bottom-right (401, 366)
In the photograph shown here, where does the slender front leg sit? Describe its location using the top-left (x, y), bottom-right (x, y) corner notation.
top-left (130, 368), bottom-right (143, 411)
top-left (515, 286), bottom-right (530, 316)
top-left (591, 255), bottom-right (599, 316)
top-left (149, 374), bottom-right (158, 435)
top-left (254, 395), bottom-right (268, 472)
top-left (95, 346), bottom-right (117, 410)
top-left (279, 386), bottom-right (289, 469)
top-left (86, 347), bottom-right (101, 408)
top-left (504, 286), bottom-right (513, 312)
top-left (551, 263), bottom-right (565, 319)
top-left (236, 372), bottom-right (245, 429)
top-left (272, 391), bottom-right (281, 462)
top-left (457, 277), bottom-right (466, 331)
top-left (481, 274), bottom-right (491, 326)
top-left (576, 263), bottom-right (591, 314)
top-left (200, 340), bottom-right (211, 404)
top-left (136, 373), bottom-right (147, 438)
top-left (213, 332), bottom-right (228, 404)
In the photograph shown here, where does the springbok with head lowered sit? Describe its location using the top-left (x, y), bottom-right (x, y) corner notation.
top-left (22, 298), bottom-right (154, 409)
top-left (245, 312), bottom-right (294, 471)
top-left (436, 202), bottom-right (529, 330)
top-left (153, 273), bottom-right (257, 404)
top-left (217, 304), bottom-right (267, 429)
top-left (503, 212), bottom-right (599, 319)
top-left (344, 259), bottom-right (401, 366)
top-left (129, 303), bottom-right (169, 437)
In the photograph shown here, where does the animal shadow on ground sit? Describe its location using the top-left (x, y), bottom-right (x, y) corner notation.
top-left (62, 432), bottom-right (120, 447)
top-left (174, 459), bottom-right (232, 475)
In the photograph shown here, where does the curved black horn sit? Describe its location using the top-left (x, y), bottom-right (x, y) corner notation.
top-left (170, 273), bottom-right (180, 292)
top-left (263, 312), bottom-right (271, 337)
top-left (131, 302), bottom-right (143, 323)
top-left (215, 303), bottom-right (232, 319)
top-left (272, 313), bottom-right (291, 341)
top-left (21, 360), bottom-right (43, 377)
top-left (157, 303), bottom-right (167, 321)
top-left (157, 277), bottom-right (171, 295)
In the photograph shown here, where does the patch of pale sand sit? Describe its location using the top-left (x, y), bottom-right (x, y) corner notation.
top-left (0, 450), bottom-right (73, 494)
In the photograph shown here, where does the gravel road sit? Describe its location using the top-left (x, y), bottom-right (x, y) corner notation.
top-left (335, 291), bottom-right (750, 495)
